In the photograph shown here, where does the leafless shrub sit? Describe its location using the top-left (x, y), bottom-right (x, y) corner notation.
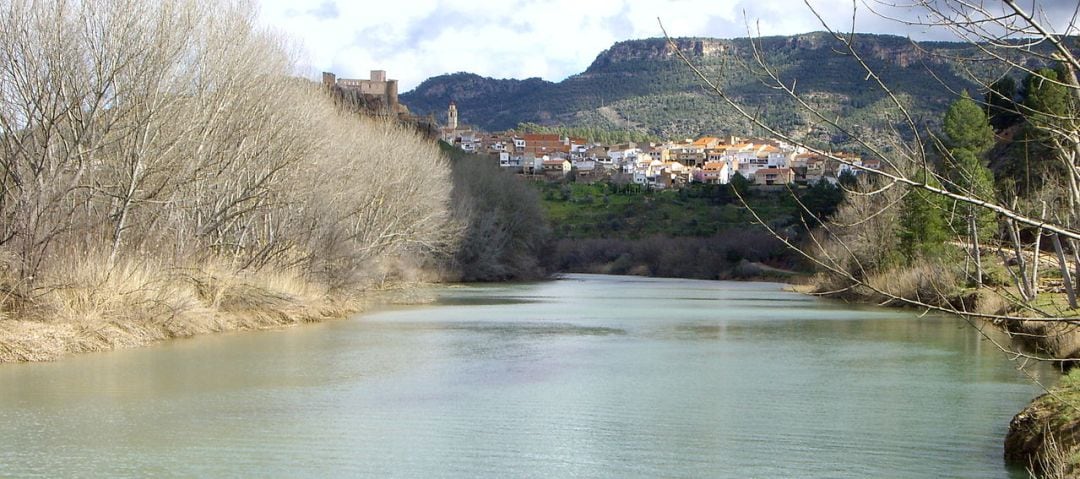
top-left (0, 0), bottom-right (457, 359)
top-left (445, 153), bottom-right (549, 281)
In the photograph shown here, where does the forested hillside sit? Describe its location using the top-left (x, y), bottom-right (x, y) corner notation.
top-left (401, 33), bottom-right (1011, 143)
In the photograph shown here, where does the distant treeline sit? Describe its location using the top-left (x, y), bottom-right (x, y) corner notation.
top-left (534, 180), bottom-right (833, 280)
top-left (547, 231), bottom-right (797, 280)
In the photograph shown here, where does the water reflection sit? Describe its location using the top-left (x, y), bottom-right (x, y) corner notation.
top-left (0, 274), bottom-right (1054, 478)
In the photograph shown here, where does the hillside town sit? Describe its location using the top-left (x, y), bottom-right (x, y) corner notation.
top-left (317, 71), bottom-right (881, 189)
top-left (438, 102), bottom-right (880, 188)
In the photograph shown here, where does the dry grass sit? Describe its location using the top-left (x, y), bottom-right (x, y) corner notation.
top-left (974, 289), bottom-right (1011, 316)
top-left (0, 255), bottom-right (354, 363)
top-left (805, 259), bottom-right (963, 307)
top-left (866, 260), bottom-right (959, 305)
top-left (1031, 429), bottom-right (1079, 479)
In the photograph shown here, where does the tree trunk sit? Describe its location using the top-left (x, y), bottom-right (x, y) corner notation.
top-left (1054, 233), bottom-right (1078, 309)
top-left (970, 212), bottom-right (983, 287)
top-left (1008, 218), bottom-right (1035, 301)
top-left (1032, 229), bottom-right (1043, 299)
top-left (1031, 201), bottom-right (1049, 300)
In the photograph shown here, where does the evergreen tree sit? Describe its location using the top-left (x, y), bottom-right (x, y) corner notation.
top-left (729, 172), bottom-right (750, 197)
top-left (943, 91), bottom-right (995, 153)
top-left (948, 148), bottom-right (997, 237)
top-left (999, 67), bottom-right (1075, 197)
top-left (941, 92), bottom-right (997, 283)
top-left (799, 180), bottom-right (844, 226)
top-left (898, 169), bottom-right (950, 262)
top-left (838, 170), bottom-right (858, 188)
top-left (942, 94), bottom-right (996, 197)
top-left (984, 76), bottom-right (1021, 131)
top-left (1022, 68), bottom-right (1070, 128)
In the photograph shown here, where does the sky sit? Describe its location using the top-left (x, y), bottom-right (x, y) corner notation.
top-left (255, 0), bottom-right (1080, 92)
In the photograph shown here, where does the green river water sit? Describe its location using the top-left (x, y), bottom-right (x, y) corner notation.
top-left (0, 274), bottom-right (1056, 478)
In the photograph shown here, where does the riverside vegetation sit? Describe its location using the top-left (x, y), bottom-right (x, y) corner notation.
top-left (658, 9), bottom-right (1080, 475)
top-left (535, 178), bottom-right (836, 280)
top-left (0, 0), bottom-right (547, 362)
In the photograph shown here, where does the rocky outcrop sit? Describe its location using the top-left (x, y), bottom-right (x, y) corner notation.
top-left (585, 38), bottom-right (727, 70)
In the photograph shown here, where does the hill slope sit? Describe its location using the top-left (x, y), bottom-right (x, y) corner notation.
top-left (401, 33), bottom-right (997, 143)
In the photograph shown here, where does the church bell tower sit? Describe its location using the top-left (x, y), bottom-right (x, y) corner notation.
top-left (447, 101), bottom-right (458, 130)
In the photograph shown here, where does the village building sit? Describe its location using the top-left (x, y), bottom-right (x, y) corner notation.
top-left (523, 134), bottom-right (568, 156)
top-left (441, 123), bottom-right (862, 191)
top-left (699, 161), bottom-right (733, 184)
top-left (542, 158), bottom-right (572, 179)
top-left (754, 167), bottom-right (796, 185)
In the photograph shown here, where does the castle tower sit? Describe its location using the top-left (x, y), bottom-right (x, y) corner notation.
top-left (447, 101), bottom-right (458, 130)
top-left (321, 71), bottom-right (336, 88)
top-left (386, 79), bottom-right (398, 110)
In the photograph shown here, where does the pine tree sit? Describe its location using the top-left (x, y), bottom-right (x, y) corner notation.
top-left (1023, 68), bottom-right (1069, 124)
top-left (1019, 67), bottom-right (1073, 175)
top-left (942, 91), bottom-right (997, 284)
top-left (984, 77), bottom-right (1021, 131)
top-left (943, 91), bottom-right (995, 153)
top-left (799, 180), bottom-right (844, 226)
top-left (899, 169), bottom-right (950, 262)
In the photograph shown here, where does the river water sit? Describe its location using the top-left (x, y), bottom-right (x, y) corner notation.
top-left (0, 274), bottom-right (1055, 478)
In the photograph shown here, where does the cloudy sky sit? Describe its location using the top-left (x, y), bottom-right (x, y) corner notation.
top-left (255, 0), bottom-right (1079, 92)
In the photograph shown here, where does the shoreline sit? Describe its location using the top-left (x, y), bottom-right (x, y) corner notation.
top-left (0, 262), bottom-right (444, 362)
top-left (0, 295), bottom-right (357, 364)
top-left (0, 269), bottom-right (801, 365)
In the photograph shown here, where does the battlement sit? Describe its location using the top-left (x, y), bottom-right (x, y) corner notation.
top-left (322, 69), bottom-right (400, 115)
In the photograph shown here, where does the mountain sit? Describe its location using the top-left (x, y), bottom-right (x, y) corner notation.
top-left (400, 33), bottom-right (1003, 144)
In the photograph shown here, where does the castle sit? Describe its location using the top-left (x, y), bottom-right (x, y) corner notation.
top-left (322, 70), bottom-right (402, 115)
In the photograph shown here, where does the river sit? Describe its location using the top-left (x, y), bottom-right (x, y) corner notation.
top-left (0, 274), bottom-right (1055, 478)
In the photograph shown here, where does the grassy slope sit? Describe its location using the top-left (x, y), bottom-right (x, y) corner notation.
top-left (535, 181), bottom-right (807, 280)
top-left (537, 182), bottom-right (797, 239)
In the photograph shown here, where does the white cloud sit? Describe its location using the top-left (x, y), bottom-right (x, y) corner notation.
top-left (254, 0), bottom-right (1079, 92)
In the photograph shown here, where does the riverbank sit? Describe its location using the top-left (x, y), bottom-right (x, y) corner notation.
top-left (1001, 317), bottom-right (1080, 478)
top-left (1006, 367), bottom-right (1080, 478)
top-left (4, 253), bottom-right (1067, 477)
top-left (0, 257), bottom-right (437, 363)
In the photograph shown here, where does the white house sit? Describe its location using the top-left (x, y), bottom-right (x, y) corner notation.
top-left (700, 161), bottom-right (732, 184)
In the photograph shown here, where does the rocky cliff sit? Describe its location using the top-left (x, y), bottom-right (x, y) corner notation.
top-left (400, 33), bottom-right (991, 141)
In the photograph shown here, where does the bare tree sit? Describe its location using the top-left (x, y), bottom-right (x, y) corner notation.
top-left (0, 0), bottom-right (458, 313)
